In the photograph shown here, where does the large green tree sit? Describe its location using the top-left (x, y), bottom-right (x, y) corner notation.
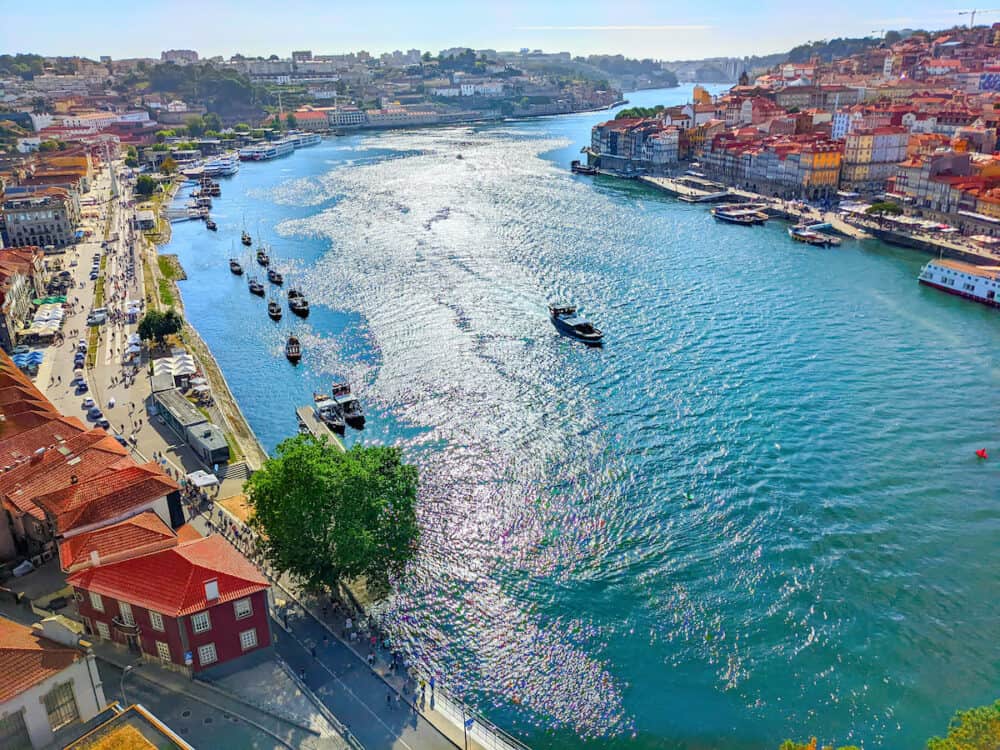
top-left (137, 307), bottom-right (182, 344)
top-left (926, 699), bottom-right (1000, 750)
top-left (246, 435), bottom-right (420, 596)
top-left (134, 175), bottom-right (157, 197)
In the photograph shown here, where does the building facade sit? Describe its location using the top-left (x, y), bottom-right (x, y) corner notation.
top-left (1, 191), bottom-right (80, 250)
top-left (841, 126), bottom-right (909, 194)
top-left (69, 536), bottom-right (272, 676)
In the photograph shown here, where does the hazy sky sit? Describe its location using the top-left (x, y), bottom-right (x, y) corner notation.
top-left (2, 1), bottom-right (966, 61)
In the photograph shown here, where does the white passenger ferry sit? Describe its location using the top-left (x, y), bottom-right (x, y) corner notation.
top-left (918, 258), bottom-right (1000, 308)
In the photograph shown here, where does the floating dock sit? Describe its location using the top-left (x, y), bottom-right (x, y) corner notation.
top-left (639, 176), bottom-right (731, 202)
top-left (295, 406), bottom-right (345, 451)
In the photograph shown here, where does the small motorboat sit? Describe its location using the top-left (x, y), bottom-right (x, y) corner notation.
top-left (289, 297), bottom-right (310, 317)
top-left (288, 287), bottom-right (304, 300)
top-left (313, 393), bottom-right (345, 433)
top-left (205, 219), bottom-right (218, 231)
top-left (248, 278), bottom-right (265, 296)
top-left (788, 225), bottom-right (841, 246)
top-left (256, 249), bottom-right (270, 266)
top-left (285, 335), bottom-right (302, 364)
top-left (267, 268), bottom-right (284, 285)
top-left (267, 300), bottom-right (283, 321)
top-left (229, 258), bottom-right (243, 275)
top-left (331, 382), bottom-right (365, 429)
top-left (549, 304), bottom-right (603, 345)
top-left (241, 231), bottom-right (252, 246)
top-left (570, 159), bottom-right (598, 175)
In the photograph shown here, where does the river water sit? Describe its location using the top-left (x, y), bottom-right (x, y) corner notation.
top-left (165, 87), bottom-right (1000, 749)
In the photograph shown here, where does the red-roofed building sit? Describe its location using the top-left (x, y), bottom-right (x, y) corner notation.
top-left (0, 615), bottom-right (106, 748)
top-left (69, 535), bottom-right (272, 675)
top-left (59, 510), bottom-right (177, 572)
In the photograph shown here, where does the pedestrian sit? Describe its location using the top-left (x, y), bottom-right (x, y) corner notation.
top-left (386, 692), bottom-right (392, 707)
top-left (311, 645), bottom-right (317, 658)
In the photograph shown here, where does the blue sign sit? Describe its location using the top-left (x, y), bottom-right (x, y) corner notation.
top-left (184, 651), bottom-right (193, 665)
top-left (464, 718), bottom-right (474, 729)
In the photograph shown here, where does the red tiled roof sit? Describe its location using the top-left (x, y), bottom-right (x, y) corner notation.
top-left (59, 510), bottom-right (177, 571)
top-left (0, 415), bottom-right (86, 465)
top-left (68, 535), bottom-right (269, 617)
top-left (33, 461), bottom-right (179, 533)
top-left (0, 616), bottom-right (82, 702)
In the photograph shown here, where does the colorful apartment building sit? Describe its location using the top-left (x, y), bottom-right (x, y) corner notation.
top-left (589, 118), bottom-right (679, 174)
top-left (841, 126), bottom-right (909, 194)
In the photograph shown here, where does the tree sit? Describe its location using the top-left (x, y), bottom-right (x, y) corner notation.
top-left (124, 146), bottom-right (139, 167)
top-left (38, 139), bottom-right (63, 152)
top-left (203, 112), bottom-right (222, 131)
top-left (865, 201), bottom-right (903, 216)
top-left (155, 129), bottom-right (174, 143)
top-left (285, 112), bottom-right (297, 129)
top-left (926, 700), bottom-right (1000, 750)
top-left (137, 308), bottom-right (182, 345)
top-left (135, 175), bottom-right (157, 197)
top-left (184, 115), bottom-right (206, 137)
top-left (160, 156), bottom-right (177, 175)
top-left (246, 435), bottom-right (420, 596)
top-left (233, 122), bottom-right (250, 132)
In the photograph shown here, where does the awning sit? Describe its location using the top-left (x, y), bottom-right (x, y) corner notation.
top-left (186, 470), bottom-right (219, 487)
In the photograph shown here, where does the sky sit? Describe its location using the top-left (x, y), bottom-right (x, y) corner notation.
top-left (1, 0), bottom-right (970, 61)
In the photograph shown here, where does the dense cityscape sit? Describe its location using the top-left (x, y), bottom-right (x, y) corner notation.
top-left (0, 12), bottom-right (997, 750)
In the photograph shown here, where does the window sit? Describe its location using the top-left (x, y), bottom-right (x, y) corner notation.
top-left (0, 708), bottom-right (31, 750)
top-left (118, 601), bottom-right (134, 626)
top-left (197, 643), bottom-right (217, 666)
top-left (43, 681), bottom-right (79, 730)
top-left (239, 628), bottom-right (258, 651)
top-left (95, 621), bottom-right (111, 640)
top-left (89, 591), bottom-right (104, 612)
top-left (149, 610), bottom-right (164, 632)
top-left (234, 598), bottom-right (252, 620)
top-left (155, 641), bottom-right (171, 662)
top-left (191, 611), bottom-right (211, 633)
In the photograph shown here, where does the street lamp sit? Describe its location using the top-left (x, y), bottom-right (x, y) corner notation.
top-left (120, 663), bottom-right (139, 706)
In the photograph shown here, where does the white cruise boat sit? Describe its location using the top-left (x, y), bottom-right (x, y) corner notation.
top-left (287, 131), bottom-right (322, 147)
top-left (918, 258), bottom-right (1000, 308)
top-left (202, 156), bottom-right (239, 176)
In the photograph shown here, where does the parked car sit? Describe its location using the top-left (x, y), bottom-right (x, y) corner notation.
top-left (87, 407), bottom-right (103, 420)
top-left (82, 397), bottom-right (95, 409)
top-left (75, 382), bottom-right (88, 394)
top-left (13, 345), bottom-right (29, 355)
top-left (113, 434), bottom-right (128, 447)
top-left (98, 419), bottom-right (111, 430)
top-left (89, 271), bottom-right (99, 281)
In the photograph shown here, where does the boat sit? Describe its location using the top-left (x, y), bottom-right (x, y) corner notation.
top-left (267, 300), bottom-right (283, 321)
top-left (288, 287), bottom-right (304, 300)
top-left (202, 156), bottom-right (239, 177)
top-left (248, 278), bottom-right (265, 296)
top-left (711, 206), bottom-right (766, 225)
top-left (241, 230), bottom-right (252, 246)
top-left (570, 159), bottom-right (599, 176)
top-left (285, 335), bottom-right (302, 364)
top-left (289, 296), bottom-right (310, 317)
top-left (205, 219), bottom-right (217, 231)
top-left (267, 268), bottom-right (284, 285)
top-left (256, 249), bottom-right (270, 266)
top-left (549, 304), bottom-right (603, 345)
top-left (331, 383), bottom-right (365, 428)
top-left (312, 393), bottom-right (346, 433)
top-left (918, 259), bottom-right (1000, 308)
top-left (788, 225), bottom-right (841, 246)
top-left (229, 258), bottom-right (243, 275)
top-left (194, 196), bottom-right (213, 209)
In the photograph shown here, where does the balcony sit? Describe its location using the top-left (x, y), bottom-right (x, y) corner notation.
top-left (111, 617), bottom-right (140, 636)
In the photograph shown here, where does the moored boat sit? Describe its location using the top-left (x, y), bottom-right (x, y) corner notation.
top-left (289, 297), bottom-right (310, 317)
top-left (312, 393), bottom-right (346, 433)
top-left (570, 159), bottom-right (599, 175)
top-left (331, 382), bottom-right (365, 428)
top-left (549, 304), bottom-right (603, 345)
top-left (711, 206), bottom-right (767, 225)
top-left (256, 249), bottom-right (270, 266)
top-left (788, 225), bottom-right (840, 246)
top-left (229, 258), bottom-right (243, 275)
top-left (248, 278), bottom-right (265, 296)
top-left (205, 219), bottom-right (217, 231)
top-left (285, 335), bottom-right (302, 364)
top-left (267, 268), bottom-right (284, 285)
top-left (267, 300), bottom-right (283, 320)
top-left (918, 258), bottom-right (1000, 308)
top-left (241, 231), bottom-right (252, 246)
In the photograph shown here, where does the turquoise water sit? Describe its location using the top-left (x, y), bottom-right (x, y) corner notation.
top-left (166, 87), bottom-right (1000, 749)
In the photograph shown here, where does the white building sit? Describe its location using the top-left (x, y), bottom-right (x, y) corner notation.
top-left (0, 616), bottom-right (107, 749)
top-left (327, 107), bottom-right (367, 127)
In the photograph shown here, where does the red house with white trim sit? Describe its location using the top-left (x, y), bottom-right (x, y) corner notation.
top-left (68, 534), bottom-right (272, 675)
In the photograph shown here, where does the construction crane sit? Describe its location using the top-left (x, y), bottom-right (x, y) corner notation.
top-left (959, 9), bottom-right (1000, 27)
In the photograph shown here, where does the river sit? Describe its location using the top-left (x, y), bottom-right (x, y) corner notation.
top-left (165, 86), bottom-right (1000, 749)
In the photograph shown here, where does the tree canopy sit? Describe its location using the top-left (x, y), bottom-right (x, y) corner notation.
top-left (134, 175), bottom-right (157, 197)
top-left (926, 699), bottom-right (1000, 750)
top-left (137, 308), bottom-right (182, 344)
top-left (615, 104), bottom-right (666, 120)
top-left (245, 435), bottom-right (420, 597)
top-left (160, 156), bottom-right (177, 175)
top-left (865, 201), bottom-right (903, 216)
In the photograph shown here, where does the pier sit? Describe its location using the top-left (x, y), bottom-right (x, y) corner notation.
top-left (639, 176), bottom-right (731, 202)
top-left (296, 405), bottom-right (345, 451)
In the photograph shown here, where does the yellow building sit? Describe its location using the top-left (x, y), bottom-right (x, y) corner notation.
top-left (692, 85), bottom-right (712, 105)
